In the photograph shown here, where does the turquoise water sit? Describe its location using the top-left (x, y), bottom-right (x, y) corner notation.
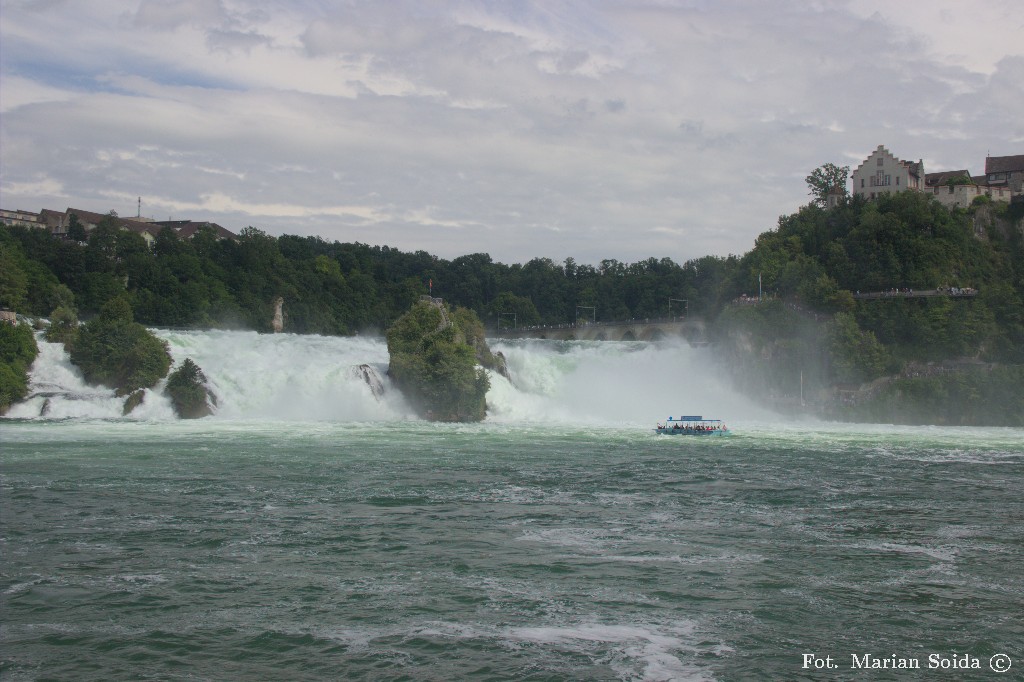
top-left (3, 419), bottom-right (1022, 680)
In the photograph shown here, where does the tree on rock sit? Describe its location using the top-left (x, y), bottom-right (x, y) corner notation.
top-left (165, 358), bottom-right (217, 418)
top-left (386, 298), bottom-right (490, 422)
top-left (68, 296), bottom-right (171, 396)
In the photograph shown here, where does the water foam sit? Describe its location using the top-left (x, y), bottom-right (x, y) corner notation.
top-left (9, 331), bottom-right (763, 426)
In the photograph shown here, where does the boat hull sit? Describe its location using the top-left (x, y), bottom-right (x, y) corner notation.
top-left (654, 428), bottom-right (728, 436)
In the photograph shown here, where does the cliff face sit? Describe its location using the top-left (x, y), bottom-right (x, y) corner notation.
top-left (385, 298), bottom-right (491, 422)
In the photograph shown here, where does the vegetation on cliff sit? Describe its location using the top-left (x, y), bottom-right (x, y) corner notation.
top-left (386, 299), bottom-right (490, 422)
top-left (44, 305), bottom-right (79, 345)
top-left (712, 189), bottom-right (1023, 423)
top-left (68, 297), bottom-right (171, 397)
top-left (0, 322), bottom-right (38, 415)
top-left (826, 365), bottom-right (1024, 427)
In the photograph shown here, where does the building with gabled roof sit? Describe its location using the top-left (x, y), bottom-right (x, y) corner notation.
top-left (153, 220), bottom-right (237, 241)
top-left (985, 154), bottom-right (1024, 193)
top-left (29, 207), bottom-right (237, 244)
top-left (850, 146), bottom-right (1019, 209)
top-left (924, 170), bottom-right (972, 188)
top-left (852, 145), bottom-right (925, 200)
top-left (38, 208), bottom-right (163, 245)
top-left (0, 209), bottom-right (41, 228)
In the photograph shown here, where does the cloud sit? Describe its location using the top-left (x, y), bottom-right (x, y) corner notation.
top-left (1, 0), bottom-right (1021, 266)
top-left (132, 0), bottom-right (227, 30)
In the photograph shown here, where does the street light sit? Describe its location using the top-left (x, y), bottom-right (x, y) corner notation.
top-left (576, 305), bottom-right (596, 326)
top-left (668, 298), bottom-right (687, 319)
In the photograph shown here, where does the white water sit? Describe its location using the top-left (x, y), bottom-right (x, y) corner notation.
top-left (6, 330), bottom-right (767, 425)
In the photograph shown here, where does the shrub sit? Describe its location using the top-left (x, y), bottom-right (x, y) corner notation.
top-left (0, 322), bottom-right (39, 414)
top-left (45, 306), bottom-right (79, 345)
top-left (165, 358), bottom-right (216, 419)
top-left (68, 298), bottom-right (171, 396)
top-left (386, 300), bottom-right (490, 421)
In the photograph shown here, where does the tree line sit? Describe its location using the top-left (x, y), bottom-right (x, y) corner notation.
top-left (2, 188), bottom-right (1023, 423)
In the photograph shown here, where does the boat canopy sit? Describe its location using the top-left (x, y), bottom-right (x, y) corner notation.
top-left (667, 416), bottom-right (720, 423)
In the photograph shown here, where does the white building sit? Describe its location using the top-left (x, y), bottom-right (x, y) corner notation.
top-left (851, 145), bottom-right (925, 200)
top-left (0, 208), bottom-right (42, 228)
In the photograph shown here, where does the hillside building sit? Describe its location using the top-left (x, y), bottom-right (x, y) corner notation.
top-left (985, 154), bottom-right (1024, 193)
top-left (851, 146), bottom-right (1019, 209)
top-left (1, 209), bottom-right (42, 228)
top-left (851, 145), bottom-right (925, 200)
top-left (2, 206), bottom-right (237, 244)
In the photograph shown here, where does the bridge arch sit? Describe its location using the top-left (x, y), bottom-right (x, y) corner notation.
top-left (621, 330), bottom-right (637, 341)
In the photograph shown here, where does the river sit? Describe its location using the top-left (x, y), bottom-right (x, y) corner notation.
top-left (2, 332), bottom-right (1021, 680)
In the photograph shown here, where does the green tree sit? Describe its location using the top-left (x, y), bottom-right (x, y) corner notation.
top-left (68, 297), bottom-right (171, 396)
top-left (386, 300), bottom-right (490, 421)
top-left (799, 274), bottom-right (855, 313)
top-left (165, 358), bottom-right (216, 418)
top-left (0, 243), bottom-right (29, 311)
top-left (45, 305), bottom-right (79, 345)
top-left (806, 163), bottom-right (850, 207)
top-left (488, 291), bottom-right (540, 328)
top-left (825, 312), bottom-right (889, 384)
top-left (67, 213), bottom-right (87, 242)
top-left (0, 322), bottom-right (39, 414)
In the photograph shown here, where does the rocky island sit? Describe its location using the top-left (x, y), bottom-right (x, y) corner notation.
top-left (386, 297), bottom-right (505, 422)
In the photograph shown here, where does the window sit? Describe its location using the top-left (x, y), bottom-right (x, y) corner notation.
top-left (896, 177), bottom-right (899, 185)
top-left (861, 178), bottom-right (865, 188)
top-left (877, 157), bottom-right (884, 166)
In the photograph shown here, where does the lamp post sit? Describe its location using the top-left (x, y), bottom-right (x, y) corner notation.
top-left (668, 298), bottom-right (687, 319)
top-left (575, 305), bottom-right (596, 326)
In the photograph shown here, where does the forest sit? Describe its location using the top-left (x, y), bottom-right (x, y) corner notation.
top-left (2, 190), bottom-right (1023, 424)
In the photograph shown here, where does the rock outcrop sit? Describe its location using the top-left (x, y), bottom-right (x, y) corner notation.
top-left (351, 364), bottom-right (385, 400)
top-left (386, 298), bottom-right (491, 422)
top-left (271, 296), bottom-right (285, 333)
top-left (164, 358), bottom-right (217, 419)
top-left (122, 390), bottom-right (145, 415)
top-left (67, 297), bottom-right (171, 398)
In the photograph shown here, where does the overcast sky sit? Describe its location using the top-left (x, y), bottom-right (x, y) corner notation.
top-left (2, 1), bottom-right (1022, 265)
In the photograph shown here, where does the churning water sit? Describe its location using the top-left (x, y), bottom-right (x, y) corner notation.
top-left (2, 332), bottom-right (1022, 680)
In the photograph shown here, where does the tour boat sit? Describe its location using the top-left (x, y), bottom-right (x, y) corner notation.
top-left (655, 415), bottom-right (729, 436)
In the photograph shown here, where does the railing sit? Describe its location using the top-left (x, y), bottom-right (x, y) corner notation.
top-left (493, 315), bottom-right (693, 333)
top-left (852, 287), bottom-right (977, 300)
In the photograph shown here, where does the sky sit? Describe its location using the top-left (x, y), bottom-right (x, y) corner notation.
top-left (1, 0), bottom-right (1022, 266)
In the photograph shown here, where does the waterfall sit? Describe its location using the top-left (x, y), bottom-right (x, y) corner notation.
top-left (6, 331), bottom-right (765, 424)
